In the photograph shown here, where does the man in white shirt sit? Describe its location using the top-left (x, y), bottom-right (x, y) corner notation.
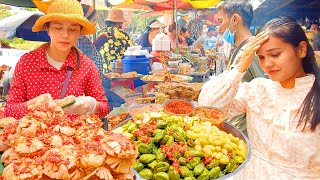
top-left (194, 25), bottom-right (217, 51)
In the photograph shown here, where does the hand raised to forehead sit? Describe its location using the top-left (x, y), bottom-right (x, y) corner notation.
top-left (236, 31), bottom-right (269, 73)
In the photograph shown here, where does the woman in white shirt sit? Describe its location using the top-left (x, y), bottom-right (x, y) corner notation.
top-left (198, 16), bottom-right (320, 179)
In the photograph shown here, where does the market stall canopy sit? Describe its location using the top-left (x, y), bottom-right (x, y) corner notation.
top-left (112, 0), bottom-right (223, 10)
top-left (0, 0), bottom-right (109, 11)
top-left (114, 0), bottom-right (192, 11)
top-left (253, 0), bottom-right (320, 26)
top-left (115, 3), bottom-right (153, 11)
top-left (0, 11), bottom-right (50, 42)
top-left (0, 0), bottom-right (35, 7)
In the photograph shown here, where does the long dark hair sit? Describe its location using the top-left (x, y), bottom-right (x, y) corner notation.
top-left (258, 16), bottom-right (320, 131)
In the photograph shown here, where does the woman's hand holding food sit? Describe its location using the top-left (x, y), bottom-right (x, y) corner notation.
top-left (63, 96), bottom-right (98, 115)
top-left (27, 93), bottom-right (53, 110)
top-left (236, 31), bottom-right (269, 73)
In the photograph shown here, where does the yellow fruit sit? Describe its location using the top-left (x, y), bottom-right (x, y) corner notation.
top-left (194, 145), bottom-right (202, 152)
top-left (203, 147), bottom-right (213, 156)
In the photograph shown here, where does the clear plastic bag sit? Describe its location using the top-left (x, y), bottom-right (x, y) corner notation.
top-left (2, 66), bottom-right (14, 98)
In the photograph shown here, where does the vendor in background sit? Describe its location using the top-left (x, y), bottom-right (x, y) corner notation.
top-left (180, 27), bottom-right (194, 46)
top-left (94, 8), bottom-right (133, 73)
top-left (5, 0), bottom-right (109, 119)
top-left (168, 22), bottom-right (187, 51)
top-left (77, 4), bottom-right (103, 77)
top-left (194, 25), bottom-right (217, 51)
top-left (309, 21), bottom-right (319, 32)
top-left (187, 11), bottom-right (205, 41)
top-left (78, 5), bottom-right (125, 111)
top-left (137, 20), bottom-right (166, 52)
top-left (199, 16), bottom-right (320, 179)
top-left (217, 0), bottom-right (267, 133)
top-left (313, 33), bottom-right (320, 65)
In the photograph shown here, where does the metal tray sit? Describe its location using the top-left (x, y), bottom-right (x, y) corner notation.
top-left (113, 119), bottom-right (251, 179)
top-left (141, 75), bottom-right (193, 83)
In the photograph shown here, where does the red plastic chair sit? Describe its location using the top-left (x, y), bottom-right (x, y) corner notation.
top-left (111, 79), bottom-right (135, 90)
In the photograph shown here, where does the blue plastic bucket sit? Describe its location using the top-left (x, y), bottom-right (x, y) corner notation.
top-left (122, 55), bottom-right (149, 87)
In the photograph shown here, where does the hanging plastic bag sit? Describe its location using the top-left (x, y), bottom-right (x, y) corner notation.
top-left (2, 66), bottom-right (15, 98)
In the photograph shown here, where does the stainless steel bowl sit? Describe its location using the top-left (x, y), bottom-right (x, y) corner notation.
top-left (217, 121), bottom-right (251, 179)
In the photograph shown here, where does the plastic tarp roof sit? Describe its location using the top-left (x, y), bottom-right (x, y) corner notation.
top-left (253, 0), bottom-right (320, 26)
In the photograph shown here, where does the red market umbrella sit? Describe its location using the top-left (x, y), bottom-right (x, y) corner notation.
top-left (143, 0), bottom-right (192, 11)
top-left (115, 3), bottom-right (153, 11)
top-left (114, 0), bottom-right (193, 11)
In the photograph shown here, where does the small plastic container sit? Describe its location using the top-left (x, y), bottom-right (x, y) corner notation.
top-left (179, 62), bottom-right (192, 75)
top-left (168, 67), bottom-right (179, 74)
top-left (168, 61), bottom-right (179, 68)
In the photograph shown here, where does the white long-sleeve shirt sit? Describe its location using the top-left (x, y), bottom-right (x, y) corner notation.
top-left (198, 69), bottom-right (319, 179)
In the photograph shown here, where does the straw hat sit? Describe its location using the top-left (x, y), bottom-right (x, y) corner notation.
top-left (32, 0), bottom-right (96, 35)
top-left (150, 21), bottom-right (166, 28)
top-left (106, 8), bottom-right (127, 23)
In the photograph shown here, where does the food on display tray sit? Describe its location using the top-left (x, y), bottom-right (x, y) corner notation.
top-left (193, 107), bottom-right (228, 127)
top-left (155, 93), bottom-right (170, 104)
top-left (105, 72), bottom-right (121, 79)
top-left (164, 99), bottom-right (193, 116)
top-left (105, 71), bottom-right (140, 79)
top-left (179, 62), bottom-right (192, 75)
top-left (0, 94), bottom-right (138, 179)
top-left (107, 112), bottom-right (129, 130)
top-left (128, 104), bottom-right (163, 122)
top-left (113, 110), bottom-right (249, 180)
top-left (135, 97), bottom-right (155, 104)
top-left (155, 82), bottom-right (203, 101)
top-left (141, 73), bottom-right (192, 82)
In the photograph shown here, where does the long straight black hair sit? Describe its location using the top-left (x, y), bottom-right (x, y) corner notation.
top-left (258, 16), bottom-right (320, 131)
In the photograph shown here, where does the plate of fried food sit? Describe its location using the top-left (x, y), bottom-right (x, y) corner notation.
top-left (141, 73), bottom-right (193, 83)
top-left (104, 71), bottom-right (142, 81)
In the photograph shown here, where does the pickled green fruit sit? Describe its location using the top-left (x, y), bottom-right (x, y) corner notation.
top-left (154, 149), bottom-right (165, 162)
top-left (154, 162), bottom-right (170, 173)
top-left (184, 177), bottom-right (197, 180)
top-left (138, 143), bottom-right (151, 154)
top-left (157, 121), bottom-right (167, 129)
top-left (180, 166), bottom-right (193, 178)
top-left (166, 136), bottom-right (174, 145)
top-left (208, 166), bottom-right (220, 178)
top-left (226, 159), bottom-right (237, 173)
top-left (132, 162), bottom-right (144, 172)
top-left (206, 159), bottom-right (219, 170)
top-left (147, 160), bottom-right (158, 169)
top-left (191, 150), bottom-right (204, 157)
top-left (127, 124), bottom-right (138, 133)
top-left (197, 173), bottom-right (209, 180)
top-left (139, 168), bottom-right (153, 179)
top-left (139, 154), bottom-right (156, 164)
top-left (193, 164), bottom-right (205, 176)
top-left (168, 166), bottom-right (180, 180)
top-left (154, 172), bottom-right (169, 180)
top-left (186, 157), bottom-right (201, 169)
top-left (153, 130), bottom-right (166, 143)
top-left (160, 135), bottom-right (169, 144)
top-left (178, 157), bottom-right (187, 165)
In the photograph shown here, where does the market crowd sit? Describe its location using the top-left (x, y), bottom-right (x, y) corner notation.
top-left (0, 0), bottom-right (319, 179)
